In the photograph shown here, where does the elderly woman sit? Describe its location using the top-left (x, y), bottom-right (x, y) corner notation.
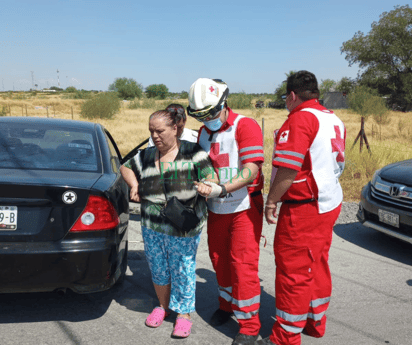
top-left (120, 109), bottom-right (218, 338)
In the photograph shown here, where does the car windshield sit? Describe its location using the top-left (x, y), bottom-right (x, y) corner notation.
top-left (0, 124), bottom-right (100, 172)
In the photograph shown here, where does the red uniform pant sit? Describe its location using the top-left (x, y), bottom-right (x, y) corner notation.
top-left (270, 202), bottom-right (341, 345)
top-left (207, 193), bottom-right (263, 336)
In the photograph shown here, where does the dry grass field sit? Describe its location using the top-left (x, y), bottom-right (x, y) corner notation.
top-left (2, 94), bottom-right (412, 202)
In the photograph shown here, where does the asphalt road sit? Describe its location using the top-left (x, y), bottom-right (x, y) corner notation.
top-left (0, 202), bottom-right (411, 345)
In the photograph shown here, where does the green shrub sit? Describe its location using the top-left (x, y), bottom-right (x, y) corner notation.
top-left (74, 90), bottom-right (92, 99)
top-left (65, 86), bottom-right (77, 92)
top-left (62, 90), bottom-right (92, 99)
top-left (145, 84), bottom-right (169, 99)
top-left (227, 92), bottom-right (253, 109)
top-left (348, 85), bottom-right (390, 140)
top-left (80, 92), bottom-right (120, 120)
top-left (12, 93), bottom-right (28, 100)
top-left (128, 100), bottom-right (140, 109)
top-left (108, 78), bottom-right (143, 100)
top-left (347, 85), bottom-right (378, 121)
top-left (129, 98), bottom-right (156, 109)
top-left (157, 100), bottom-right (173, 109)
top-left (369, 97), bottom-right (390, 139)
top-left (0, 106), bottom-right (7, 116)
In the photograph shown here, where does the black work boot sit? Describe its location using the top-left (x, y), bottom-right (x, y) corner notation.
top-left (255, 337), bottom-right (276, 344)
top-left (231, 333), bottom-right (258, 345)
top-left (209, 308), bottom-right (233, 326)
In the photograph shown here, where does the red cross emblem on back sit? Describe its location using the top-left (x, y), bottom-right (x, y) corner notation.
top-left (331, 126), bottom-right (345, 163)
top-left (209, 86), bottom-right (215, 92)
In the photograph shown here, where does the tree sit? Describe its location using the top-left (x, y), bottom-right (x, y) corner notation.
top-left (336, 77), bottom-right (356, 95)
top-left (274, 70), bottom-right (296, 105)
top-left (319, 79), bottom-right (337, 99)
top-left (341, 5), bottom-right (412, 111)
top-left (347, 85), bottom-right (380, 121)
top-left (145, 84), bottom-right (169, 99)
top-left (65, 86), bottom-right (77, 92)
top-left (180, 90), bottom-right (188, 99)
top-left (370, 97), bottom-right (391, 139)
top-left (108, 78), bottom-right (143, 100)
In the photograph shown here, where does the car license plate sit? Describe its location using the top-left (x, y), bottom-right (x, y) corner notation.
top-left (378, 209), bottom-right (399, 228)
top-left (0, 206), bottom-right (18, 230)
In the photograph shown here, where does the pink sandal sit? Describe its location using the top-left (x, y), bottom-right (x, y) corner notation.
top-left (145, 307), bottom-right (170, 328)
top-left (172, 316), bottom-right (193, 338)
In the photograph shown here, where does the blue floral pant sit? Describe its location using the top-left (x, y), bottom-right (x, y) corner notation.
top-left (141, 226), bottom-right (201, 314)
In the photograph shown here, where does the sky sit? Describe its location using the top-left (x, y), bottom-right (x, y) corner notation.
top-left (1, 0), bottom-right (407, 93)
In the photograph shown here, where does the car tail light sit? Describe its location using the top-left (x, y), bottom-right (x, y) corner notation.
top-left (70, 195), bottom-right (119, 232)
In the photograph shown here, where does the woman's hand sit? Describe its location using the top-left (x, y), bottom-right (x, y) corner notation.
top-left (120, 166), bottom-right (141, 202)
top-left (194, 181), bottom-right (222, 198)
top-left (193, 181), bottom-right (212, 197)
top-left (130, 185), bottom-right (141, 202)
top-left (193, 181), bottom-right (213, 197)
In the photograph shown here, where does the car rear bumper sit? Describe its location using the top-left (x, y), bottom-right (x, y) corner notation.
top-left (0, 237), bottom-right (126, 294)
top-left (357, 182), bottom-right (412, 244)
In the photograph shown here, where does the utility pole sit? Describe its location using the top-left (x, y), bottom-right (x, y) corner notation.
top-left (31, 71), bottom-right (34, 90)
top-left (57, 69), bottom-right (60, 88)
top-left (2, 79), bottom-right (4, 91)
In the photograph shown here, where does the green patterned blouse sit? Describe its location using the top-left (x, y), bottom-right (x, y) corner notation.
top-left (123, 140), bottom-right (215, 237)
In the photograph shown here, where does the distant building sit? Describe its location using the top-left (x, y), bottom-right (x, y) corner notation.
top-left (323, 92), bottom-right (348, 109)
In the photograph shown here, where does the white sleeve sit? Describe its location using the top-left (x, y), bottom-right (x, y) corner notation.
top-left (181, 128), bottom-right (198, 143)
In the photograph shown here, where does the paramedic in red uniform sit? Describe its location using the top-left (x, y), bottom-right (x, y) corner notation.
top-left (187, 78), bottom-right (264, 345)
top-left (257, 71), bottom-right (346, 345)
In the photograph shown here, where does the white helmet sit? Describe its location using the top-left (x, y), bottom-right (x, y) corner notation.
top-left (187, 78), bottom-right (229, 121)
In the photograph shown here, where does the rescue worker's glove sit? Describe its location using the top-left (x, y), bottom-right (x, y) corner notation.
top-left (202, 181), bottom-right (223, 198)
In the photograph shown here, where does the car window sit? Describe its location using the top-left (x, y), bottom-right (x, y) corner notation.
top-left (0, 124), bottom-right (100, 172)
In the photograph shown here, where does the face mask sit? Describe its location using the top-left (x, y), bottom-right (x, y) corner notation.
top-left (204, 117), bottom-right (223, 131)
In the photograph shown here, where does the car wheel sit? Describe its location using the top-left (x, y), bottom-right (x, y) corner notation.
top-left (117, 241), bottom-right (128, 285)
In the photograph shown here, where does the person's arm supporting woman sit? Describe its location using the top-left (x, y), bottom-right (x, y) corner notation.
top-left (191, 146), bottom-right (219, 197)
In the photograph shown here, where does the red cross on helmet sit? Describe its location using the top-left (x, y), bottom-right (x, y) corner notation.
top-left (187, 78), bottom-right (229, 122)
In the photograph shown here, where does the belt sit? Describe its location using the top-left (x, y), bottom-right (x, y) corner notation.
top-left (250, 190), bottom-right (262, 197)
top-left (283, 198), bottom-right (316, 204)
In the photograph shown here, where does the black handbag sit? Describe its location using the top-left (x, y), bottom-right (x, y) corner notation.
top-left (160, 183), bottom-right (201, 234)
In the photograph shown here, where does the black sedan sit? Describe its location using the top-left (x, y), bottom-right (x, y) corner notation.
top-left (0, 117), bottom-right (141, 294)
top-left (357, 159), bottom-right (412, 245)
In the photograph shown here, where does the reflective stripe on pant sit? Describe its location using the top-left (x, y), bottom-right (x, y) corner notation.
top-left (270, 202), bottom-right (341, 345)
top-left (208, 193), bottom-right (263, 336)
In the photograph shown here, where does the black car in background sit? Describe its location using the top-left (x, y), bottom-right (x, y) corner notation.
top-left (255, 101), bottom-right (265, 108)
top-left (0, 117), bottom-right (135, 293)
top-left (357, 159), bottom-right (412, 245)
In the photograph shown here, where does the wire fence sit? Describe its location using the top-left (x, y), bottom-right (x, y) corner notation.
top-left (0, 104), bottom-right (79, 119)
